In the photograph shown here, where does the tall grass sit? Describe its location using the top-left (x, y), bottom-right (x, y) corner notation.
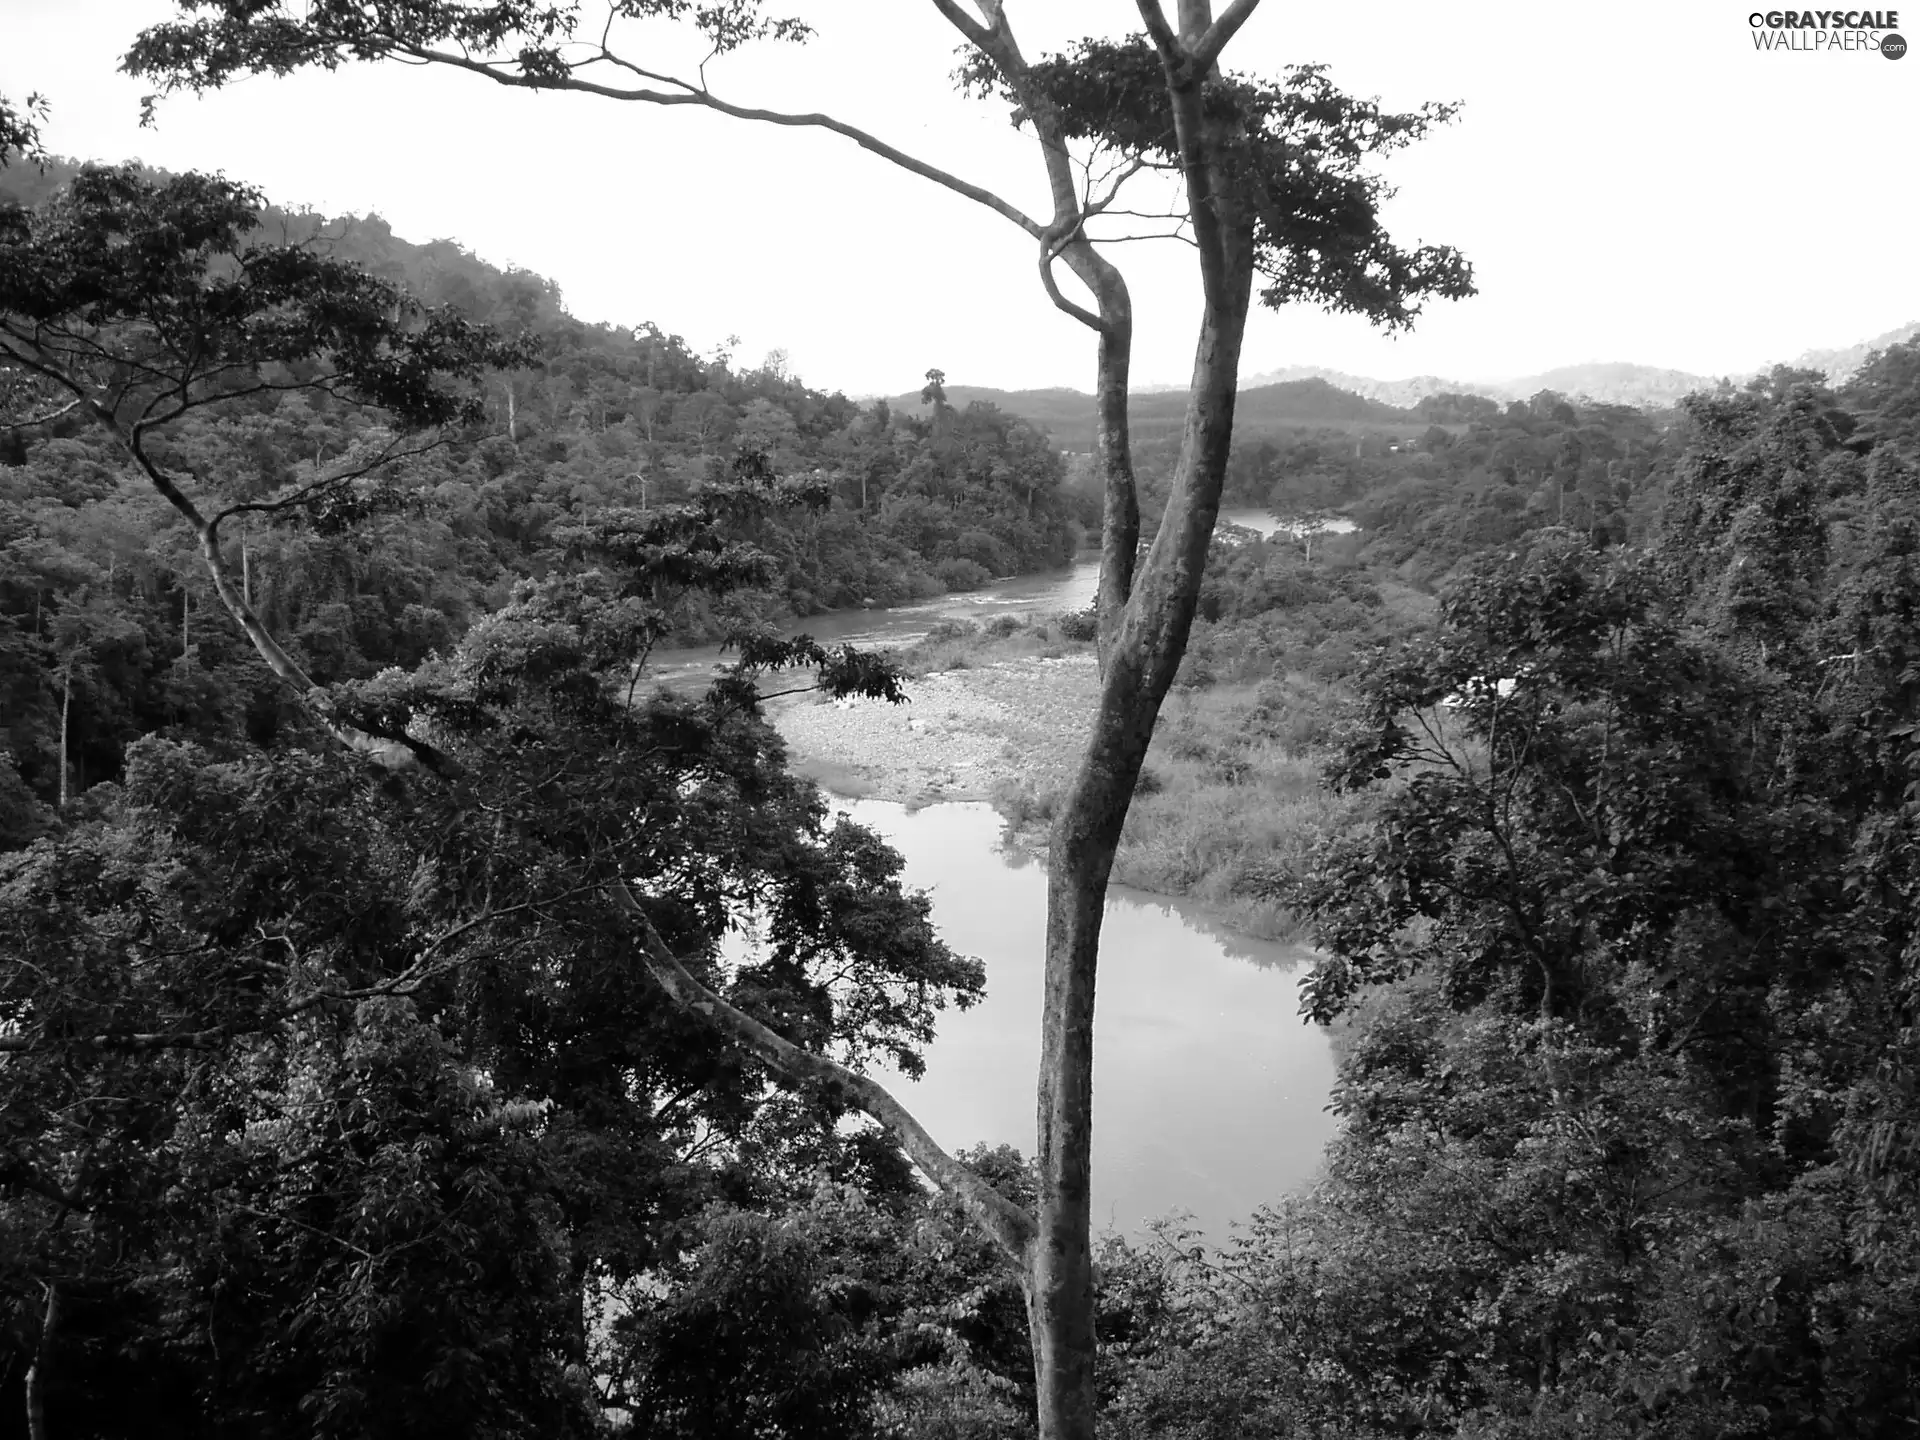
top-left (988, 670), bottom-right (1371, 942)
top-left (895, 616), bottom-right (1076, 675)
top-left (1110, 677), bottom-right (1367, 941)
top-left (880, 611), bottom-right (1387, 943)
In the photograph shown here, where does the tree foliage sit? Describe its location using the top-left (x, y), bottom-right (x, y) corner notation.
top-left (1092, 342), bottom-right (1920, 1439)
top-left (0, 158), bottom-right (1010, 1435)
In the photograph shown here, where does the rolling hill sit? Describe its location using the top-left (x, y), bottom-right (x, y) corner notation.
top-left (889, 377), bottom-right (1416, 450)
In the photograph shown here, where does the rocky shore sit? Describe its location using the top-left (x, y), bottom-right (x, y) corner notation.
top-left (765, 654), bottom-right (1099, 807)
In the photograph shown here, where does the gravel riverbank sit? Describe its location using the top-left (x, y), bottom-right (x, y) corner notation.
top-left (766, 654), bottom-right (1099, 807)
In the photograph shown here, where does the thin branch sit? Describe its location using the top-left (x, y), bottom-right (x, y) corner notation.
top-left (0, 397), bottom-right (82, 430)
top-left (926, 0), bottom-right (1000, 52)
top-left (1091, 231), bottom-right (1199, 248)
top-left (1133, 0), bottom-right (1181, 57)
top-left (405, 44), bottom-right (1044, 240)
top-left (207, 433), bottom-right (458, 540)
top-left (1039, 241), bottom-right (1105, 332)
top-left (228, 1203), bottom-right (376, 1261)
top-left (613, 880), bottom-right (1037, 1263)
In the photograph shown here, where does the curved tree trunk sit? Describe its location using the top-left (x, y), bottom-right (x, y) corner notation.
top-left (1028, 275), bottom-right (1253, 1440)
top-left (1023, 5), bottom-right (1258, 1430)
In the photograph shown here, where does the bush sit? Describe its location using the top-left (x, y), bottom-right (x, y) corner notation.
top-left (1173, 648), bottom-right (1216, 690)
top-left (984, 615), bottom-right (1024, 639)
top-left (951, 527), bottom-right (1014, 576)
top-left (924, 619), bottom-right (980, 644)
top-left (990, 775), bottom-right (1058, 828)
top-left (935, 557), bottom-right (993, 592)
top-left (1245, 677), bottom-right (1335, 754)
top-left (1056, 607), bottom-right (1098, 642)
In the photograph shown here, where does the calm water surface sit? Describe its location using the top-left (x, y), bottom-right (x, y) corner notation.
top-left (746, 799), bottom-right (1340, 1237)
top-left (700, 505), bottom-right (1345, 1233)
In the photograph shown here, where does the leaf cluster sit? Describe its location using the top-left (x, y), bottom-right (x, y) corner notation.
top-left (1, 164), bottom-right (537, 437)
top-left (964, 37), bottom-right (1475, 330)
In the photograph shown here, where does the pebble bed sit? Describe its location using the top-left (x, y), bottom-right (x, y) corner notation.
top-left (766, 655), bottom-right (1100, 806)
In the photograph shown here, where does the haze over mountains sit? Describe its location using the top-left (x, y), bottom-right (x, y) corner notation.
top-left (1227, 320), bottom-right (1920, 408)
top-left (894, 320), bottom-right (1920, 446)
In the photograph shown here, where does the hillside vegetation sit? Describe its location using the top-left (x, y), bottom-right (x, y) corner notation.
top-left (7, 153), bottom-right (1920, 1440)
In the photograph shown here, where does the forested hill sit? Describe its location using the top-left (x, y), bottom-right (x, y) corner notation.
top-left (1, 165), bottom-right (1099, 635)
top-left (890, 376), bottom-right (1414, 450)
top-left (13, 150), bottom-right (1920, 1439)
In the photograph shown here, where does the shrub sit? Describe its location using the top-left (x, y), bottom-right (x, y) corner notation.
top-left (1056, 606), bottom-right (1098, 642)
top-left (935, 557), bottom-right (993, 592)
top-left (1174, 649), bottom-right (1216, 690)
top-left (984, 615), bottom-right (1024, 639)
top-left (991, 775), bottom-right (1058, 828)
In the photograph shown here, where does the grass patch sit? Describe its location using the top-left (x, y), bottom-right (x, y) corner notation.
top-left (984, 671), bottom-right (1373, 944)
top-left (1109, 678), bottom-right (1369, 942)
top-left (895, 613), bottom-right (1095, 677)
top-left (872, 610), bottom-right (1395, 944)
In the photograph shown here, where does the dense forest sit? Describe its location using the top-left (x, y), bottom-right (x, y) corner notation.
top-left (6, 143), bottom-right (1920, 1440)
top-left (0, 156), bottom-right (1095, 825)
top-left (1091, 339), bottom-right (1920, 1438)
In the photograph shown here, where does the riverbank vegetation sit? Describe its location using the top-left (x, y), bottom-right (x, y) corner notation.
top-left (909, 346), bottom-right (1920, 1436)
top-left (898, 555), bottom-right (1437, 940)
top-left (1089, 341), bottom-right (1920, 1438)
top-left (8, 119), bottom-right (1920, 1439)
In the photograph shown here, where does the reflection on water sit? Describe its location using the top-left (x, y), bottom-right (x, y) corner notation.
top-left (686, 504), bottom-right (1341, 1232)
top-left (737, 799), bottom-right (1340, 1238)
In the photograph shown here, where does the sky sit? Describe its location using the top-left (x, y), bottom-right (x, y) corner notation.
top-left (4, 0), bottom-right (1917, 397)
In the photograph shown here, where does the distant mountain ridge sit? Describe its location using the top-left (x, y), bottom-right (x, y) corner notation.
top-left (906, 321), bottom-right (1919, 444)
top-left (1233, 362), bottom-right (1726, 410)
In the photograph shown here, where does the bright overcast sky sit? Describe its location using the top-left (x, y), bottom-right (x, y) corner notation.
top-left (5, 1), bottom-right (1917, 395)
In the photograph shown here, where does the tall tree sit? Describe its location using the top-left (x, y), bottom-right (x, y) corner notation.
top-left (1, 167), bottom-right (993, 1423)
top-left (128, 5), bottom-right (1472, 1433)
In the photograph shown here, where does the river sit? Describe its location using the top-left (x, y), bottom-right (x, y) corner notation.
top-left (818, 800), bottom-right (1339, 1238)
top-left (652, 507), bottom-right (1352, 687)
top-left (691, 505), bottom-right (1349, 1236)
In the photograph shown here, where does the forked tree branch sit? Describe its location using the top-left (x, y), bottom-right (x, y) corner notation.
top-left (1193, 0), bottom-right (1261, 69)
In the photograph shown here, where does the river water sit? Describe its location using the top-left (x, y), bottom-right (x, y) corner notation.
top-left (651, 507), bottom-right (1349, 687)
top-left (822, 800), bottom-right (1339, 1238)
top-left (690, 505), bottom-right (1348, 1235)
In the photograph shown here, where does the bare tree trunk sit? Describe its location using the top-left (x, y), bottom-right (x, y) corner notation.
top-left (25, 1284), bottom-right (58, 1440)
top-left (1091, 312), bottom-right (1139, 673)
top-left (57, 654), bottom-right (72, 811)
top-left (1022, 6), bottom-right (1256, 1430)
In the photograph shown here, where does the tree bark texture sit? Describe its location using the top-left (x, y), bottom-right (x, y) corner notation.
top-left (1023, 7), bottom-right (1258, 1431)
top-left (25, 1284), bottom-right (59, 1440)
